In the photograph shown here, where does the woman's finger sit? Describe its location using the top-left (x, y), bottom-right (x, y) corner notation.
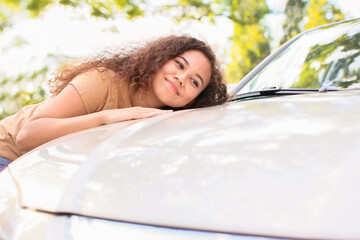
top-left (103, 108), bottom-right (173, 124)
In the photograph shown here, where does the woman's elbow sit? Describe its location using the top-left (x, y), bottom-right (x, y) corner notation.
top-left (16, 128), bottom-right (34, 153)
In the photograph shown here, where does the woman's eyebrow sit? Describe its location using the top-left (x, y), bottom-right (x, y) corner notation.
top-left (179, 56), bottom-right (204, 86)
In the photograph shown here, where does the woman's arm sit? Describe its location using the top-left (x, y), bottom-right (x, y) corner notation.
top-left (16, 80), bottom-right (171, 153)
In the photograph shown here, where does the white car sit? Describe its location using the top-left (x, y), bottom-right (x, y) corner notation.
top-left (1, 18), bottom-right (360, 240)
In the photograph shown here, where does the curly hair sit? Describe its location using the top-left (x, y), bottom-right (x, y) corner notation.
top-left (48, 35), bottom-right (228, 109)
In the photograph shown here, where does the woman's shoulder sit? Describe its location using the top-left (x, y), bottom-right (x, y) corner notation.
top-left (81, 67), bottom-right (117, 80)
top-left (69, 68), bottom-right (119, 88)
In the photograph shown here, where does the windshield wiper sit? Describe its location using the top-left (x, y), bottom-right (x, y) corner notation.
top-left (231, 87), bottom-right (339, 101)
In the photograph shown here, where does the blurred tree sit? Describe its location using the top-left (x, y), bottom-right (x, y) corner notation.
top-left (280, 0), bottom-right (307, 44)
top-left (0, 0), bottom-right (145, 31)
top-left (281, 0), bottom-right (344, 44)
top-left (226, 0), bottom-right (270, 83)
top-left (0, 67), bottom-right (48, 120)
top-left (0, 53), bottom-right (70, 120)
top-left (305, 0), bottom-right (344, 29)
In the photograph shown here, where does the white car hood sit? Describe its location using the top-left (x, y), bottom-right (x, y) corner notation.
top-left (9, 90), bottom-right (360, 239)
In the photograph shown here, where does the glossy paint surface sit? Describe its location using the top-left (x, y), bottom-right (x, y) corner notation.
top-left (0, 169), bottom-right (21, 240)
top-left (8, 90), bottom-right (360, 239)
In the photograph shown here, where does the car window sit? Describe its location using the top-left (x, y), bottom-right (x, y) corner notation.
top-left (236, 19), bottom-right (360, 95)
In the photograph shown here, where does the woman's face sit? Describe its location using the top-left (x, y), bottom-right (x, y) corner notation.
top-left (151, 50), bottom-right (212, 108)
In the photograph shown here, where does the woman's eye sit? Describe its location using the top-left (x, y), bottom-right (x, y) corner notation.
top-left (175, 60), bottom-right (184, 69)
top-left (191, 78), bottom-right (199, 88)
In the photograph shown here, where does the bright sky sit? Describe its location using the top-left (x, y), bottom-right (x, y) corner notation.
top-left (0, 0), bottom-right (359, 81)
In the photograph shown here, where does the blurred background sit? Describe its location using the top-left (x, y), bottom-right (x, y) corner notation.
top-left (0, 0), bottom-right (359, 120)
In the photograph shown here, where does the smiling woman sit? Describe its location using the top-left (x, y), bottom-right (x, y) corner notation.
top-left (0, 35), bottom-right (228, 164)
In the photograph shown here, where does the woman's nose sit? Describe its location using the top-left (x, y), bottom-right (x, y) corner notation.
top-left (175, 73), bottom-right (185, 86)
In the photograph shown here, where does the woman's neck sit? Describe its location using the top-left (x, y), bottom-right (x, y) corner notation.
top-left (129, 88), bottom-right (164, 109)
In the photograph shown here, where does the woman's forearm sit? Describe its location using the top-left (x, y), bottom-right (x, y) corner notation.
top-left (16, 111), bottom-right (106, 153)
top-left (15, 107), bottom-right (171, 153)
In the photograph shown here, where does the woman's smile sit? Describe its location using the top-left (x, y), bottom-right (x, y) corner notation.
top-left (165, 78), bottom-right (180, 95)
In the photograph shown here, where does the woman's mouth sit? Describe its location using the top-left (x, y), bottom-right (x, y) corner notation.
top-left (165, 79), bottom-right (179, 95)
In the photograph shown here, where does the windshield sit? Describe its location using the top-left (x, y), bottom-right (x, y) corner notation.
top-left (237, 19), bottom-right (360, 95)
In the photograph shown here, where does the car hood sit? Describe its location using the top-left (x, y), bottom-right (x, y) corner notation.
top-left (9, 90), bottom-right (360, 239)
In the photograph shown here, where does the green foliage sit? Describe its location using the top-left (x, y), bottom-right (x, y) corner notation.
top-left (59, 0), bottom-right (82, 7)
top-left (292, 32), bottom-right (360, 89)
top-left (281, 0), bottom-right (344, 44)
top-left (0, 1), bottom-right (14, 31)
top-left (0, 0), bottom-right (55, 21)
top-left (0, 67), bottom-right (49, 120)
top-left (27, 0), bottom-right (56, 17)
top-left (159, 0), bottom-right (213, 22)
top-left (114, 0), bottom-right (144, 19)
top-left (225, 0), bottom-right (270, 83)
top-left (280, 0), bottom-right (307, 44)
top-left (226, 21), bottom-right (270, 83)
top-left (305, 0), bottom-right (344, 29)
top-left (1, 36), bottom-right (28, 52)
top-left (0, 52), bottom-right (71, 120)
top-left (0, 0), bottom-right (145, 31)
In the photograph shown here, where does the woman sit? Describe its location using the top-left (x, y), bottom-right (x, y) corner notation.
top-left (0, 35), bottom-right (228, 167)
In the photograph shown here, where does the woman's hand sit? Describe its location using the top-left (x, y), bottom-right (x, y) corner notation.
top-left (100, 107), bottom-right (172, 125)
